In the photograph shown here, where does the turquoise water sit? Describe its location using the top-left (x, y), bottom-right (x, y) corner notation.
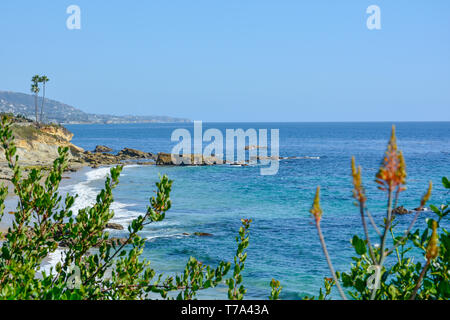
top-left (64, 122), bottom-right (450, 299)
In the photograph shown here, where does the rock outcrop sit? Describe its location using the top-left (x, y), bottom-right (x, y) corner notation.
top-left (393, 206), bottom-right (410, 215)
top-left (80, 151), bottom-right (120, 167)
top-left (117, 148), bottom-right (155, 160)
top-left (1, 124), bottom-right (84, 167)
top-left (156, 153), bottom-right (221, 165)
top-left (182, 232), bottom-right (214, 237)
top-left (79, 148), bottom-right (156, 168)
top-left (94, 145), bottom-right (113, 153)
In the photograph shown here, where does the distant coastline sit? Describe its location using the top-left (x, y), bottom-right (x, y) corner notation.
top-left (61, 120), bottom-right (192, 125)
top-left (61, 119), bottom-right (191, 125)
top-left (0, 90), bottom-right (191, 124)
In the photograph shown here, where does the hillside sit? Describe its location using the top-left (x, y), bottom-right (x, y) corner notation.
top-left (0, 91), bottom-right (190, 124)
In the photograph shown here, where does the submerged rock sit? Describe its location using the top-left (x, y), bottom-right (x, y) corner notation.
top-left (193, 232), bottom-right (213, 237)
top-left (182, 232), bottom-right (213, 237)
top-left (393, 206), bottom-right (410, 215)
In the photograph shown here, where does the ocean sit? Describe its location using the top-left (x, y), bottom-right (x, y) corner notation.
top-left (62, 122), bottom-right (450, 299)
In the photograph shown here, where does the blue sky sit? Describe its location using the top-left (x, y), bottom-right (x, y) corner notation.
top-left (0, 0), bottom-right (449, 121)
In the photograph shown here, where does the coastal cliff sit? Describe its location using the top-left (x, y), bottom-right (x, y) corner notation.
top-left (9, 123), bottom-right (84, 164)
top-left (0, 122), bottom-right (85, 180)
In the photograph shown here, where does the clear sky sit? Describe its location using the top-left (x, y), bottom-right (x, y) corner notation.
top-left (0, 0), bottom-right (449, 122)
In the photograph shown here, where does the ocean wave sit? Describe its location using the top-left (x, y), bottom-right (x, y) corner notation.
top-left (66, 167), bottom-right (113, 212)
top-left (85, 166), bottom-right (112, 182)
top-left (67, 167), bottom-right (140, 229)
top-left (40, 248), bottom-right (66, 276)
top-left (146, 233), bottom-right (188, 241)
top-left (122, 164), bottom-right (142, 169)
top-left (70, 180), bottom-right (98, 213)
top-left (110, 204), bottom-right (142, 226)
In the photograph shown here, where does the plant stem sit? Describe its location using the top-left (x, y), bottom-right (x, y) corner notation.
top-left (359, 202), bottom-right (376, 264)
top-left (390, 227), bottom-right (401, 265)
top-left (366, 209), bottom-right (382, 237)
top-left (370, 187), bottom-right (394, 300)
top-left (379, 188), bottom-right (394, 266)
top-left (315, 220), bottom-right (347, 300)
top-left (409, 259), bottom-right (430, 300)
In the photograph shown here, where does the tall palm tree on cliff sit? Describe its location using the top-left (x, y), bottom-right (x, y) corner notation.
top-left (39, 75), bottom-right (49, 123)
top-left (31, 75), bottom-right (40, 125)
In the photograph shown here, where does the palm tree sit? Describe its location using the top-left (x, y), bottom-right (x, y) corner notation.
top-left (31, 75), bottom-right (40, 125)
top-left (39, 75), bottom-right (49, 123)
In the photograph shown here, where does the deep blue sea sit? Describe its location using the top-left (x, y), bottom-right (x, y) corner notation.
top-left (63, 122), bottom-right (450, 299)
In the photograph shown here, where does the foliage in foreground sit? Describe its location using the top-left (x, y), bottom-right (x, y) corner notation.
top-left (308, 126), bottom-right (449, 300)
top-left (0, 116), bottom-right (260, 300)
top-left (0, 114), bottom-right (447, 300)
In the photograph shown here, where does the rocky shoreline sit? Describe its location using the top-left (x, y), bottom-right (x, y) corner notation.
top-left (0, 122), bottom-right (325, 186)
top-left (0, 123), bottom-right (300, 181)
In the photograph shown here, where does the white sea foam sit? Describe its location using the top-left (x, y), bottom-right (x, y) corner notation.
top-left (70, 180), bottom-right (98, 213)
top-left (146, 233), bottom-right (187, 241)
top-left (85, 166), bottom-right (112, 182)
top-left (60, 166), bottom-right (183, 247)
top-left (68, 166), bottom-right (113, 213)
top-left (66, 167), bottom-right (142, 229)
top-left (40, 248), bottom-right (67, 277)
top-left (110, 203), bottom-right (142, 225)
top-left (40, 167), bottom-right (140, 274)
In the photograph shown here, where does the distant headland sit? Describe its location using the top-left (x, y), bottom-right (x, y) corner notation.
top-left (0, 90), bottom-right (191, 124)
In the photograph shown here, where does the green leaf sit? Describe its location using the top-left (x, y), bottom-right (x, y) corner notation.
top-left (352, 235), bottom-right (367, 255)
top-left (442, 177), bottom-right (450, 189)
top-left (430, 204), bottom-right (441, 215)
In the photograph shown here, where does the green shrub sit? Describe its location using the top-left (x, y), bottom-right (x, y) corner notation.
top-left (0, 116), bottom-right (256, 300)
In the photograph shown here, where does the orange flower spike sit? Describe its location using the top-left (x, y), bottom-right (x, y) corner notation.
top-left (426, 220), bottom-right (439, 261)
top-left (388, 125), bottom-right (398, 152)
top-left (420, 181), bottom-right (433, 208)
top-left (375, 125), bottom-right (407, 192)
top-left (397, 151), bottom-right (407, 188)
top-left (351, 156), bottom-right (357, 176)
top-left (351, 157), bottom-right (366, 203)
top-left (310, 186), bottom-right (323, 223)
